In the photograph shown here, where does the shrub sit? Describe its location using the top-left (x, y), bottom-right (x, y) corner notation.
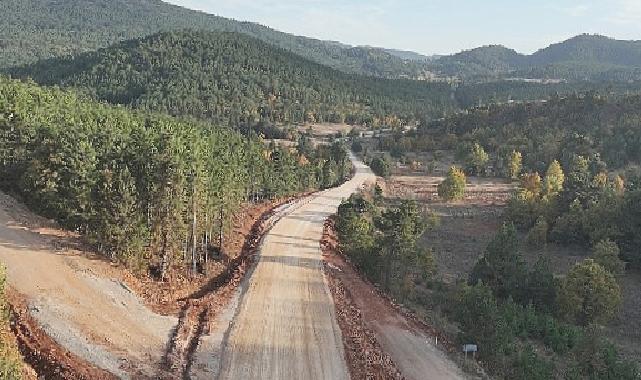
top-left (591, 239), bottom-right (625, 275)
top-left (370, 156), bottom-right (391, 178)
top-left (438, 166), bottom-right (466, 201)
top-left (510, 346), bottom-right (554, 380)
top-left (526, 217), bottom-right (549, 248)
top-left (558, 259), bottom-right (622, 326)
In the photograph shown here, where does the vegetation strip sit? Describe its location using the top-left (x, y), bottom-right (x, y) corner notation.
top-left (322, 220), bottom-right (404, 380)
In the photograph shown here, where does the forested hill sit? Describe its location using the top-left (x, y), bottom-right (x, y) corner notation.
top-left (434, 45), bottom-right (525, 79)
top-left (0, 0), bottom-right (430, 79)
top-left (429, 93), bottom-right (641, 171)
top-left (9, 31), bottom-right (456, 127)
top-left (433, 34), bottom-right (641, 82)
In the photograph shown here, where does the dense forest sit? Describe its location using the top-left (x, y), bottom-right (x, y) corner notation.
top-left (4, 0), bottom-right (641, 84)
top-left (8, 31), bottom-right (457, 127)
top-left (12, 31), bottom-right (641, 130)
top-left (0, 76), bottom-right (351, 276)
top-left (0, 0), bottom-right (431, 79)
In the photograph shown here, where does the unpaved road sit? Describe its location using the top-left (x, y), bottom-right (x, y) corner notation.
top-left (216, 155), bottom-right (375, 379)
top-left (0, 192), bottom-right (176, 379)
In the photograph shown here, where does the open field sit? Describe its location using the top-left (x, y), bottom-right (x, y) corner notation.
top-left (297, 123), bottom-right (361, 137)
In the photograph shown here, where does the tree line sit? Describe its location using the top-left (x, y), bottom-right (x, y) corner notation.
top-left (0, 77), bottom-right (351, 276)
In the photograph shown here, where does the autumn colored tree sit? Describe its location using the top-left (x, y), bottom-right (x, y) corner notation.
top-left (543, 160), bottom-right (565, 196)
top-left (466, 143), bottom-right (490, 175)
top-left (507, 150), bottom-right (523, 180)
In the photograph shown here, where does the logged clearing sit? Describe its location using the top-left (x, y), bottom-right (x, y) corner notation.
top-left (0, 192), bottom-right (176, 378)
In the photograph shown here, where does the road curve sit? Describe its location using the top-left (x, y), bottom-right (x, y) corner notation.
top-left (217, 154), bottom-right (375, 380)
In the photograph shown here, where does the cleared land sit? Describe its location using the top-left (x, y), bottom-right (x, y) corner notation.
top-left (0, 191), bottom-right (176, 379)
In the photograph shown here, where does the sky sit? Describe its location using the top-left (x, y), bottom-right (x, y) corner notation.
top-left (165, 0), bottom-right (641, 56)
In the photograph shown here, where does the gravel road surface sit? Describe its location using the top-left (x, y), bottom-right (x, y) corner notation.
top-left (216, 155), bottom-right (375, 380)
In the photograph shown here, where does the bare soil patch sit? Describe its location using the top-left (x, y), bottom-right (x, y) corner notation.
top-left (0, 190), bottom-right (301, 379)
top-left (7, 289), bottom-right (118, 380)
top-left (298, 123), bottom-right (360, 137)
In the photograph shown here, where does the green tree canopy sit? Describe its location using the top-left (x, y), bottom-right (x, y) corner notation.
top-left (558, 259), bottom-right (622, 326)
top-left (438, 167), bottom-right (466, 201)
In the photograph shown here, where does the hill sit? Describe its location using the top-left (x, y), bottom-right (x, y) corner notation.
top-left (434, 45), bottom-right (526, 79)
top-left (8, 31), bottom-right (455, 127)
top-left (434, 34), bottom-right (641, 82)
top-left (0, 0), bottom-right (431, 79)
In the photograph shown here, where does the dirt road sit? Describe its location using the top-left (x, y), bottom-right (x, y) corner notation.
top-left (215, 155), bottom-right (375, 379)
top-left (0, 192), bottom-right (176, 379)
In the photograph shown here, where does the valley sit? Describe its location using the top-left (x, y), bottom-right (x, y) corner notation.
top-left (1, 1), bottom-right (641, 379)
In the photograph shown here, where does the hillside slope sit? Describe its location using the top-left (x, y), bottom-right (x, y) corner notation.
top-left (9, 30), bottom-right (456, 126)
top-left (0, 0), bottom-right (430, 79)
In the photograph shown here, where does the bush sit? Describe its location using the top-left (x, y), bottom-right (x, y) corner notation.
top-left (369, 156), bottom-right (391, 178)
top-left (511, 347), bottom-right (554, 380)
top-left (526, 217), bottom-right (549, 248)
top-left (454, 284), bottom-right (514, 360)
top-left (470, 223), bottom-right (527, 301)
top-left (566, 333), bottom-right (641, 380)
top-left (0, 266), bottom-right (23, 380)
top-left (351, 140), bottom-right (363, 153)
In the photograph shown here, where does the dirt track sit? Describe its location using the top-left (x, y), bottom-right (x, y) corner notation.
top-left (214, 155), bottom-right (375, 379)
top-left (0, 192), bottom-right (176, 378)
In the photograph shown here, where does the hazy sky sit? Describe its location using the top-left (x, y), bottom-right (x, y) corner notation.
top-left (165, 0), bottom-right (641, 55)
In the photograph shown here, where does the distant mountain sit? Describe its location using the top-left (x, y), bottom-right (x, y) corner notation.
top-left (378, 48), bottom-right (437, 62)
top-left (434, 45), bottom-right (526, 79)
top-left (0, 0), bottom-right (430, 79)
top-left (433, 34), bottom-right (641, 82)
top-left (530, 34), bottom-right (641, 66)
top-left (8, 31), bottom-right (455, 126)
